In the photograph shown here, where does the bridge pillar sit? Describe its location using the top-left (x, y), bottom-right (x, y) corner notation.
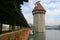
top-left (9, 25), bottom-right (12, 32)
top-left (0, 23), bottom-right (2, 34)
top-left (12, 24), bottom-right (15, 31)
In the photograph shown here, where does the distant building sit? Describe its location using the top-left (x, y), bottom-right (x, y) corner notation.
top-left (59, 26), bottom-right (60, 30)
top-left (46, 25), bottom-right (59, 30)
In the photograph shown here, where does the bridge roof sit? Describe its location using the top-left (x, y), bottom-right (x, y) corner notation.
top-left (0, 0), bottom-right (29, 27)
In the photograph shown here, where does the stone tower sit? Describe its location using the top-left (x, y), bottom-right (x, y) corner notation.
top-left (32, 1), bottom-right (46, 33)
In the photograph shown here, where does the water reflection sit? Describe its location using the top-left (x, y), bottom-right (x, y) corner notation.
top-left (29, 33), bottom-right (45, 40)
top-left (29, 30), bottom-right (60, 40)
top-left (46, 30), bottom-right (60, 40)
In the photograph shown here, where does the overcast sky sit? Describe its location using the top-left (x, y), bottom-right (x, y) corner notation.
top-left (21, 0), bottom-right (60, 26)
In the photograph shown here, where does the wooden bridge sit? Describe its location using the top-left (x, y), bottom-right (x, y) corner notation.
top-left (0, 28), bottom-right (30, 40)
top-left (0, 0), bottom-right (30, 40)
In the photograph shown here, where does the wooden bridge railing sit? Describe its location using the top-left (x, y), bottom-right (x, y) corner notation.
top-left (0, 28), bottom-right (30, 40)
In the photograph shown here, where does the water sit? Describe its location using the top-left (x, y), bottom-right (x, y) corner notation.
top-left (29, 30), bottom-right (60, 40)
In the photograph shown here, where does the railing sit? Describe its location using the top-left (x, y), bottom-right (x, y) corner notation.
top-left (0, 28), bottom-right (30, 40)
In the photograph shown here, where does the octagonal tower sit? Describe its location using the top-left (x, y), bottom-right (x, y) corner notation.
top-left (32, 1), bottom-right (46, 33)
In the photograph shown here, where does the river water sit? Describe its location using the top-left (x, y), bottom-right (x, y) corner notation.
top-left (29, 30), bottom-right (60, 40)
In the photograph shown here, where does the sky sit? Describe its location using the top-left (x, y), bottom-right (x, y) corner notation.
top-left (21, 0), bottom-right (60, 26)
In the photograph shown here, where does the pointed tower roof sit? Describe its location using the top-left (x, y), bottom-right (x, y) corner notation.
top-left (32, 2), bottom-right (46, 12)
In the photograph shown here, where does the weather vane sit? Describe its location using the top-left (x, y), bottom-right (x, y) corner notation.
top-left (34, 0), bottom-right (41, 6)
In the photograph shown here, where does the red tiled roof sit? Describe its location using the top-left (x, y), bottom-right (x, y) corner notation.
top-left (33, 3), bottom-right (46, 12)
